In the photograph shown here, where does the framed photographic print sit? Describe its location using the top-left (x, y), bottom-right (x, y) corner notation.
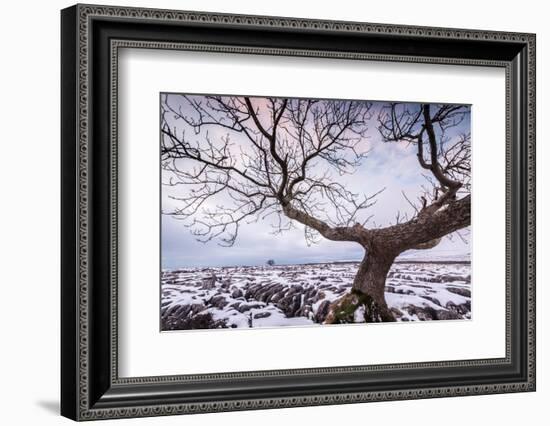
top-left (61, 4), bottom-right (536, 421)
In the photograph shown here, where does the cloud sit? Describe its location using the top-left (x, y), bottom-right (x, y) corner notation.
top-left (161, 98), bottom-right (470, 268)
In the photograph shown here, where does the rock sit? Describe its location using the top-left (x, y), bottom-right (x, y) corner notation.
top-left (270, 290), bottom-right (286, 303)
top-left (446, 300), bottom-right (470, 315)
top-left (275, 294), bottom-right (302, 317)
top-left (253, 312), bottom-right (271, 319)
top-left (323, 291), bottom-right (394, 324)
top-left (446, 287), bottom-right (471, 298)
top-left (445, 301), bottom-right (459, 313)
top-left (420, 296), bottom-right (442, 307)
top-left (296, 304), bottom-right (313, 318)
top-left (407, 305), bottom-right (438, 321)
top-left (314, 291), bottom-right (326, 302)
top-left (201, 274), bottom-right (217, 289)
top-left (304, 287), bottom-right (316, 300)
top-left (188, 303), bottom-right (207, 315)
top-left (440, 275), bottom-right (458, 283)
top-left (244, 283), bottom-right (262, 299)
top-left (290, 294), bottom-right (303, 316)
top-left (237, 303), bottom-right (263, 313)
top-left (169, 305), bottom-right (188, 318)
top-left (435, 309), bottom-right (461, 320)
top-left (285, 287), bottom-right (298, 297)
top-left (257, 283), bottom-right (284, 303)
top-left (162, 312), bottom-right (227, 330)
top-left (164, 302), bottom-right (207, 320)
top-left (229, 301), bottom-right (242, 310)
top-left (459, 301), bottom-right (471, 313)
top-left (315, 300), bottom-right (331, 323)
top-left (231, 288), bottom-right (243, 299)
top-left (208, 295), bottom-right (228, 309)
top-left (390, 307), bottom-right (403, 318)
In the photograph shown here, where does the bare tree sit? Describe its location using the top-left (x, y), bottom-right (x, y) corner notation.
top-left (161, 95), bottom-right (471, 322)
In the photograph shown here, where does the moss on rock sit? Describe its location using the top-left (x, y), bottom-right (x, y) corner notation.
top-left (324, 289), bottom-right (389, 324)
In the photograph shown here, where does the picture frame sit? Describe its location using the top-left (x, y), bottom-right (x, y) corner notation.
top-left (61, 3), bottom-right (536, 421)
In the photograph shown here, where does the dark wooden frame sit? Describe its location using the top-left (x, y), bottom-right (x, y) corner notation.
top-left (61, 3), bottom-right (536, 421)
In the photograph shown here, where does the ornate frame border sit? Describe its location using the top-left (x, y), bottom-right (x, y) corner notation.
top-left (61, 4), bottom-right (536, 421)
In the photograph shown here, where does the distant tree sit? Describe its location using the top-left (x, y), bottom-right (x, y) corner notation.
top-left (161, 95), bottom-right (470, 322)
top-left (266, 259), bottom-right (276, 266)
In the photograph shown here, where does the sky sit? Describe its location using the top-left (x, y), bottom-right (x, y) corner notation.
top-left (161, 95), bottom-right (471, 269)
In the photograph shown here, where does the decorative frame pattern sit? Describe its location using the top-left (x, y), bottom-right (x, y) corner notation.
top-left (61, 4), bottom-right (536, 421)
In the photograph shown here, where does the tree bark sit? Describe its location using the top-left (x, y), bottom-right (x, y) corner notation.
top-left (324, 248), bottom-right (397, 324)
top-left (285, 194), bottom-right (471, 324)
top-left (351, 249), bottom-right (396, 321)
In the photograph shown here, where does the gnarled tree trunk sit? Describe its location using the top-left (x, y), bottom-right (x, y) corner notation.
top-left (324, 195), bottom-right (471, 324)
top-left (351, 249), bottom-right (397, 321)
top-left (325, 248), bottom-right (396, 324)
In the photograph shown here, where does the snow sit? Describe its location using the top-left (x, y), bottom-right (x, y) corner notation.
top-left (161, 261), bottom-right (472, 330)
top-left (354, 306), bottom-right (366, 323)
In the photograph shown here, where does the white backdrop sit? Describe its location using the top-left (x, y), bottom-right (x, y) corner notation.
top-left (0, 0), bottom-right (547, 425)
top-left (118, 49), bottom-right (506, 377)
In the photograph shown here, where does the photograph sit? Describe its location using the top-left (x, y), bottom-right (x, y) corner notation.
top-left (160, 94), bottom-right (472, 331)
top-left (57, 3), bottom-right (536, 421)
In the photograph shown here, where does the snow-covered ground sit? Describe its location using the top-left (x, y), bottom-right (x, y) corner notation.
top-left (160, 261), bottom-right (471, 330)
